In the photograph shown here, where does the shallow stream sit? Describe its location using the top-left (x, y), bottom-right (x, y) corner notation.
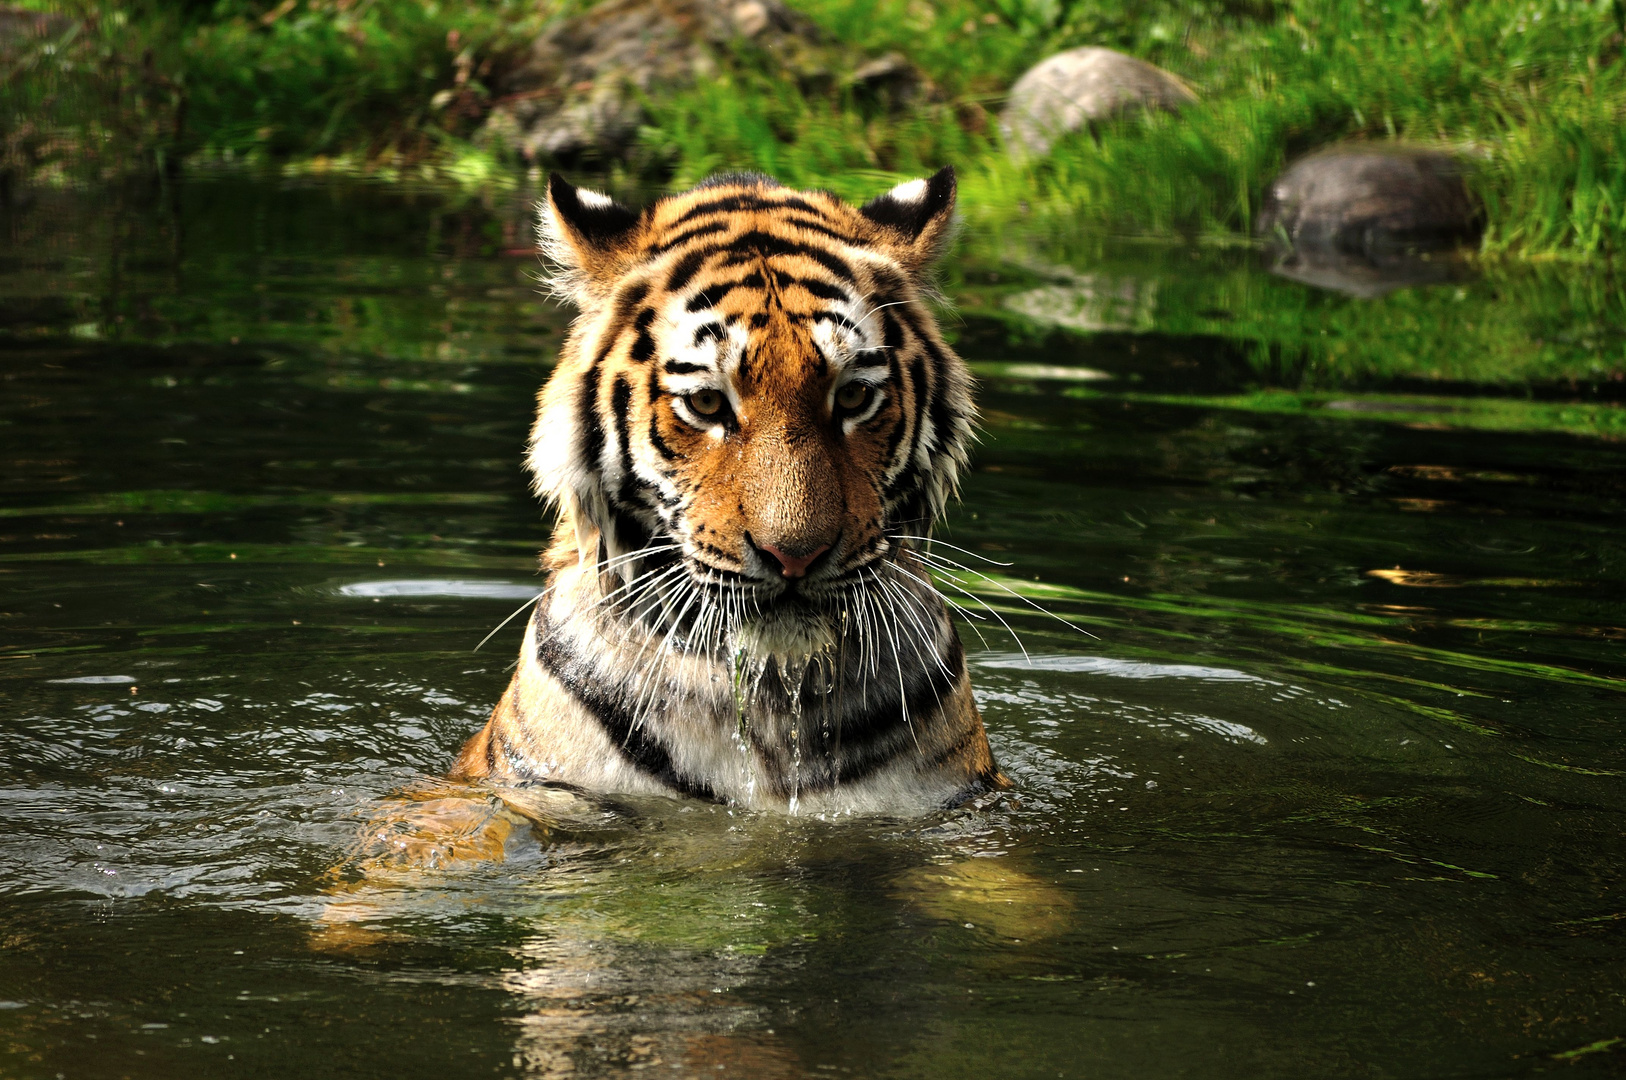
top-left (2, 176), bottom-right (1624, 1078)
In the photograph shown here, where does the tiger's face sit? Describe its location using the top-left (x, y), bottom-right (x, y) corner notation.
top-left (531, 170), bottom-right (973, 654)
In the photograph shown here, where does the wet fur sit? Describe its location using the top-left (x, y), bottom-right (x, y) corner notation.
top-left (452, 168), bottom-right (1005, 813)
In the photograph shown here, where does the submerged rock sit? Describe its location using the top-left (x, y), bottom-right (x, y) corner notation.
top-left (1000, 47), bottom-right (1197, 158)
top-left (1257, 145), bottom-right (1482, 256)
top-left (480, 0), bottom-right (924, 164)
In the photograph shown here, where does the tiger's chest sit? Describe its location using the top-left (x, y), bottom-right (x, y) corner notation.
top-left (454, 568), bottom-right (999, 814)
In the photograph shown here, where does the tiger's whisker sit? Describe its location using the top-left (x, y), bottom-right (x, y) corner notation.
top-left (890, 533), bottom-right (1014, 567)
top-left (913, 549), bottom-right (1100, 642)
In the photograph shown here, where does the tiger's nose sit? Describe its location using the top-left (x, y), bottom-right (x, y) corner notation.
top-left (756, 541), bottom-right (831, 579)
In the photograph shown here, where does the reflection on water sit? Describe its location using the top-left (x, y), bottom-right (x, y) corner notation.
top-left (337, 579), bottom-right (545, 599)
top-left (1263, 243), bottom-right (1472, 299)
top-left (2, 175), bottom-right (1625, 1078)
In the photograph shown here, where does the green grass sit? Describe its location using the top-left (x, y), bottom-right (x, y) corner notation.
top-left (5, 0), bottom-right (1624, 255)
top-left (644, 0), bottom-right (1626, 257)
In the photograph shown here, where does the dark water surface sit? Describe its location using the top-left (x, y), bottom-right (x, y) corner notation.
top-left (3, 176), bottom-right (1624, 1079)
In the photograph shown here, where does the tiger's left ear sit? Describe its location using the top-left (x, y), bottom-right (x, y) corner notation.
top-left (538, 174), bottom-right (643, 306)
top-left (858, 166), bottom-right (957, 275)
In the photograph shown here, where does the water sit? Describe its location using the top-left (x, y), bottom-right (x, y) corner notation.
top-left (3, 175), bottom-right (1624, 1079)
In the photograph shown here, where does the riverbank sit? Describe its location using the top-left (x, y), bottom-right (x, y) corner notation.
top-left (5, 0), bottom-right (1624, 258)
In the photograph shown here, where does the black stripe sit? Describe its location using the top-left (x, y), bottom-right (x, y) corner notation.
top-left (813, 311), bottom-right (861, 334)
top-left (716, 231), bottom-right (854, 282)
top-left (629, 308), bottom-right (657, 363)
top-left (908, 354), bottom-right (930, 466)
top-left (534, 618), bottom-right (722, 803)
top-left (610, 376), bottom-right (636, 502)
top-left (882, 305), bottom-right (905, 351)
top-left (868, 264), bottom-right (909, 302)
top-left (923, 337), bottom-right (955, 463)
top-left (613, 280), bottom-right (651, 321)
top-left (784, 633), bottom-right (968, 795)
top-left (841, 633), bottom-right (964, 750)
top-left (664, 359), bottom-right (711, 375)
top-left (796, 277), bottom-right (850, 303)
top-left (665, 247), bottom-right (713, 291)
top-left (772, 195), bottom-right (822, 216)
top-left (611, 507), bottom-right (652, 551)
top-left (577, 368), bottom-right (605, 476)
top-left (879, 313), bottom-right (909, 468)
top-left (685, 270), bottom-right (764, 313)
top-left (669, 194), bottom-right (825, 228)
top-left (669, 195), bottom-right (775, 226)
top-left (884, 352), bottom-right (936, 504)
top-left (647, 366), bottom-right (678, 461)
top-left (648, 220), bottom-right (728, 258)
top-left (780, 215), bottom-right (858, 245)
top-left (585, 282), bottom-right (651, 370)
top-left (892, 306), bottom-right (962, 471)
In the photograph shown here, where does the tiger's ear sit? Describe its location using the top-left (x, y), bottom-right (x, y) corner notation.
top-left (538, 174), bottom-right (642, 305)
top-left (858, 166), bottom-right (957, 275)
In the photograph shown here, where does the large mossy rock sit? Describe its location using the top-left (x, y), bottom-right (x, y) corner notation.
top-left (480, 0), bottom-right (922, 164)
top-left (1257, 145), bottom-right (1482, 254)
top-left (999, 47), bottom-right (1196, 158)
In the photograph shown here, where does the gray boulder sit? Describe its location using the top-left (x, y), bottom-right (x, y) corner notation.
top-left (1257, 145), bottom-right (1482, 255)
top-left (1000, 47), bottom-right (1196, 158)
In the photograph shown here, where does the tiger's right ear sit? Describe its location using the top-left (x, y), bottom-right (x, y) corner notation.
top-left (538, 174), bottom-right (642, 305)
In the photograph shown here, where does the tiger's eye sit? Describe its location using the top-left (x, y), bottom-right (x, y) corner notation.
top-left (687, 389), bottom-right (725, 417)
top-left (835, 383), bottom-right (871, 412)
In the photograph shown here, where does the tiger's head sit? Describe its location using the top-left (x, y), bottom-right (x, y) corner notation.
top-left (530, 169), bottom-right (974, 656)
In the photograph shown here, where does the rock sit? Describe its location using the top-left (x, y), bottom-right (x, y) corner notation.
top-left (1000, 47), bottom-right (1196, 158)
top-left (481, 0), bottom-right (923, 164)
top-left (1257, 145), bottom-right (1483, 257)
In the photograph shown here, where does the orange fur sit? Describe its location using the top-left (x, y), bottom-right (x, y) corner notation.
top-left (454, 169), bottom-right (1005, 813)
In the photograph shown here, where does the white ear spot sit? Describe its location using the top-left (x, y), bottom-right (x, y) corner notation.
top-left (886, 178), bottom-right (928, 204)
top-left (576, 188), bottom-right (614, 209)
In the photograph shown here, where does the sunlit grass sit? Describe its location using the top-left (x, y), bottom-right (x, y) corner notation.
top-left (644, 0), bottom-right (1626, 257)
top-left (9, 0), bottom-right (1624, 257)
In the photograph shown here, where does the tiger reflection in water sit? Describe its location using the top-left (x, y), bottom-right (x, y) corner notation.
top-left (319, 781), bottom-right (1071, 1079)
top-left (318, 170), bottom-right (1071, 1076)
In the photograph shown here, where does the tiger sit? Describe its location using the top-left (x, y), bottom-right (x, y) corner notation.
top-left (450, 166), bottom-right (1007, 814)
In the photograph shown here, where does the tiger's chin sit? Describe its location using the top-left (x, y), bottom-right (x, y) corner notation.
top-left (731, 597), bottom-right (838, 662)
